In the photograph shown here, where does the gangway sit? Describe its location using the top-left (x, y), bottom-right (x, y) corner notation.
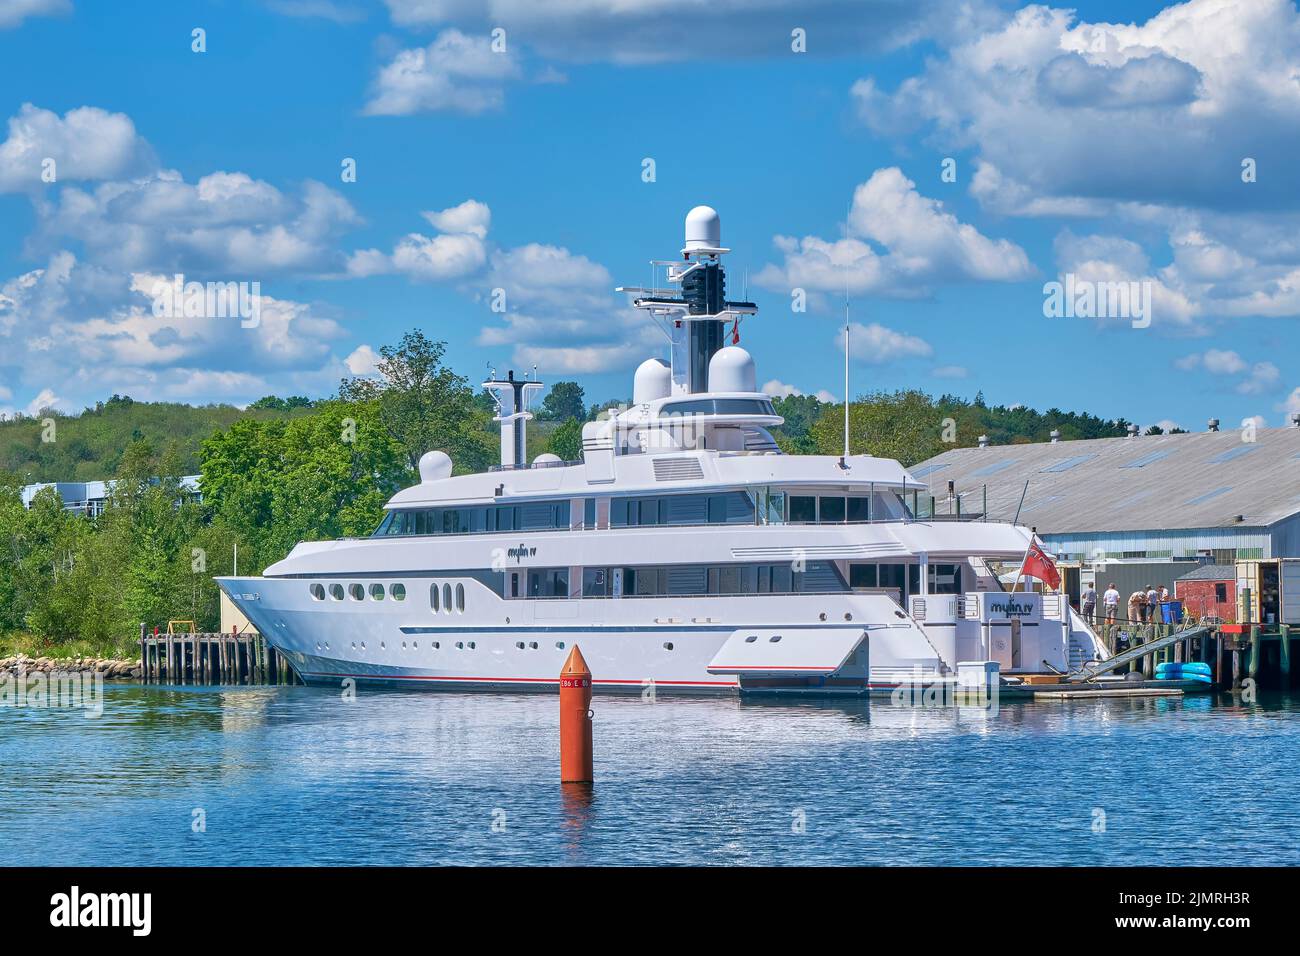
top-left (1065, 625), bottom-right (1213, 683)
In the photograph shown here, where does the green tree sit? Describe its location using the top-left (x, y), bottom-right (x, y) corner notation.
top-left (549, 418), bottom-right (583, 461)
top-left (338, 330), bottom-right (482, 471)
top-left (540, 381), bottom-right (586, 422)
top-left (811, 390), bottom-right (946, 466)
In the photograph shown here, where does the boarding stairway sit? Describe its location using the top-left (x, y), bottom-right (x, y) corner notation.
top-left (1065, 624), bottom-right (1212, 683)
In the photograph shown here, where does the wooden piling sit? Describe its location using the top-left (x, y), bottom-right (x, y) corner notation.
top-left (1281, 624), bottom-right (1291, 681)
top-left (1249, 625), bottom-right (1260, 681)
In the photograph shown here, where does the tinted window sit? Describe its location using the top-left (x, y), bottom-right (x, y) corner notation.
top-left (820, 496), bottom-right (846, 522)
top-left (789, 496), bottom-right (816, 523)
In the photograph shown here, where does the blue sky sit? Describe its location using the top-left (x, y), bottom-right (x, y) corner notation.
top-left (1, 0), bottom-right (1298, 434)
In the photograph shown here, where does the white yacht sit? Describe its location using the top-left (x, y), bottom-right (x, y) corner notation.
top-left (218, 206), bottom-right (1106, 695)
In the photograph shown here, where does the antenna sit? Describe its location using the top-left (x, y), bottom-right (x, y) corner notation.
top-left (842, 196), bottom-right (852, 462)
top-left (843, 287), bottom-right (850, 460)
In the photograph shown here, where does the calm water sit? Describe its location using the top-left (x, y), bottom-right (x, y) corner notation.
top-left (1, 683), bottom-right (1296, 866)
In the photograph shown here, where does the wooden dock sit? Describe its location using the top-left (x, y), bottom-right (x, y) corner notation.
top-left (139, 625), bottom-right (300, 685)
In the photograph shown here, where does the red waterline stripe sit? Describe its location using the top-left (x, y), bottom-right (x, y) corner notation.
top-left (303, 671), bottom-right (736, 687)
top-left (708, 665), bottom-right (838, 671)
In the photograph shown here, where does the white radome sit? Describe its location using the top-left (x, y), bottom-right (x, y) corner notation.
top-left (708, 346), bottom-right (756, 393)
top-left (633, 357), bottom-right (672, 404)
top-left (418, 450), bottom-right (453, 483)
top-left (684, 205), bottom-right (721, 252)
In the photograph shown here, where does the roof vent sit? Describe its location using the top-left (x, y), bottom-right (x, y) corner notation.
top-left (1126, 424), bottom-right (1139, 438)
top-left (1207, 418), bottom-right (1220, 432)
top-left (977, 435), bottom-right (989, 448)
top-left (1049, 428), bottom-right (1061, 443)
top-left (1291, 413), bottom-right (1300, 428)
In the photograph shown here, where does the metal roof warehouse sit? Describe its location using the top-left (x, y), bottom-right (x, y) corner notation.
top-left (909, 424), bottom-right (1300, 563)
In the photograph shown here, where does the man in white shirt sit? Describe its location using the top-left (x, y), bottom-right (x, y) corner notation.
top-left (1103, 583), bottom-right (1120, 625)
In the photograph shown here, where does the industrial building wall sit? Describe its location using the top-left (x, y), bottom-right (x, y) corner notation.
top-left (1271, 513), bottom-right (1300, 559)
top-left (1045, 527), bottom-right (1270, 562)
top-left (1081, 561), bottom-right (1193, 614)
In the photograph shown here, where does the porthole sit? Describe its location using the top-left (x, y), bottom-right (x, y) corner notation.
top-left (402, 641), bottom-right (407, 649)
top-left (323, 643), bottom-right (329, 651)
top-left (360, 642), bottom-right (366, 650)
top-left (390, 583), bottom-right (406, 601)
top-left (309, 583), bottom-right (325, 601)
top-left (844, 613), bottom-right (853, 621)
top-left (769, 635), bottom-right (782, 643)
top-left (516, 642), bottom-right (525, 649)
top-left (350, 642), bottom-right (356, 649)
top-left (413, 641), bottom-right (418, 649)
top-left (380, 641), bottom-right (386, 649)
top-left (744, 635), bottom-right (757, 643)
top-left (556, 641), bottom-right (565, 650)
top-left (430, 583), bottom-right (440, 613)
top-left (370, 583), bottom-right (385, 601)
top-left (432, 641), bottom-right (440, 649)
top-left (456, 641), bottom-right (464, 649)
top-left (330, 584), bottom-right (345, 601)
top-left (455, 583), bottom-right (465, 613)
top-left (663, 642), bottom-right (674, 651)
top-left (349, 583), bottom-right (365, 601)
top-left (467, 641), bottom-right (476, 649)
top-left (529, 642), bottom-right (538, 650)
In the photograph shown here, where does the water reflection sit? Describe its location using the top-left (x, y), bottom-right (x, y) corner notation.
top-left (1, 685), bottom-right (1297, 866)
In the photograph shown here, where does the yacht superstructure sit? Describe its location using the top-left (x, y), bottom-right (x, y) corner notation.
top-left (218, 207), bottom-right (1106, 695)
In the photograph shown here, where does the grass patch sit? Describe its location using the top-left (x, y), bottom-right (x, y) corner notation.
top-left (0, 630), bottom-right (138, 661)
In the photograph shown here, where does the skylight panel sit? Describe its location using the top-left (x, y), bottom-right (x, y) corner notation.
top-left (1184, 486), bottom-right (1231, 506)
top-left (1121, 450), bottom-right (1172, 469)
top-left (1209, 445), bottom-right (1259, 464)
top-left (970, 459), bottom-right (1018, 478)
top-left (1040, 454), bottom-right (1096, 473)
top-left (910, 463), bottom-right (948, 479)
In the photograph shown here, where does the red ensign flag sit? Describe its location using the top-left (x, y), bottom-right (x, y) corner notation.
top-left (1021, 540), bottom-right (1060, 589)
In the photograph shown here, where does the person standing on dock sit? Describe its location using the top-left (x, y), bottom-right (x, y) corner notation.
top-left (1082, 582), bottom-right (1098, 625)
top-left (1146, 584), bottom-right (1159, 623)
top-left (1129, 588), bottom-right (1147, 623)
top-left (1104, 583), bottom-right (1120, 625)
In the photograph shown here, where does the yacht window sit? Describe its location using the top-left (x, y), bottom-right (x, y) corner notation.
top-left (455, 583), bottom-right (465, 612)
top-left (370, 583), bottom-right (385, 601)
top-left (789, 496), bottom-right (816, 523)
top-left (495, 505), bottom-right (516, 532)
top-left (390, 583), bottom-right (406, 601)
top-left (819, 496), bottom-right (846, 522)
top-left (442, 583), bottom-right (452, 613)
top-left (372, 512), bottom-right (396, 536)
top-left (584, 498), bottom-right (596, 529)
top-left (582, 568), bottom-right (608, 597)
top-left (528, 568), bottom-right (568, 598)
top-left (662, 398), bottom-right (775, 416)
top-left (348, 583), bottom-right (365, 601)
top-left (309, 583), bottom-right (325, 601)
top-left (430, 583), bottom-right (439, 612)
top-left (850, 565), bottom-right (878, 589)
top-left (878, 565), bottom-right (906, 593)
top-left (329, 583), bottom-right (345, 601)
top-left (847, 496), bottom-right (871, 522)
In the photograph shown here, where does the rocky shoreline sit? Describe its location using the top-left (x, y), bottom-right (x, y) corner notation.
top-left (0, 654), bottom-right (142, 679)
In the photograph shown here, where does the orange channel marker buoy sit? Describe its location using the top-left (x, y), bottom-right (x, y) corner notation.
top-left (559, 645), bottom-right (594, 784)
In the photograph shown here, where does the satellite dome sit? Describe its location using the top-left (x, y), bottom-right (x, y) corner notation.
top-left (533, 452), bottom-right (562, 466)
top-left (708, 346), bottom-right (756, 393)
top-left (633, 357), bottom-right (672, 404)
top-left (683, 205), bottom-right (721, 252)
top-left (418, 450), bottom-right (453, 483)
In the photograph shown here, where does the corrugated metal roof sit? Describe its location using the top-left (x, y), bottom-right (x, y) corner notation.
top-left (909, 427), bottom-right (1300, 533)
top-left (1176, 564), bottom-right (1237, 581)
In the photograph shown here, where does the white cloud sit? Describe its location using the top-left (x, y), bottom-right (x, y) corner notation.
top-left (931, 364), bottom-right (968, 378)
top-left (363, 29), bottom-right (521, 116)
top-left (0, 103), bottom-right (155, 192)
top-left (0, 0), bottom-right (70, 30)
top-left (1052, 229), bottom-right (1198, 328)
top-left (380, 0), bottom-right (999, 63)
top-left (422, 198), bottom-right (490, 238)
top-left (756, 167), bottom-right (1032, 298)
top-left (1281, 388), bottom-right (1300, 420)
top-left (344, 344), bottom-right (380, 375)
top-left (854, 0), bottom-right (1300, 216)
top-left (762, 379), bottom-right (837, 403)
top-left (346, 200), bottom-right (489, 280)
top-left (837, 321), bottom-right (933, 364)
top-left (0, 253), bottom-right (356, 409)
top-left (266, 0), bottom-right (366, 22)
top-left (1174, 349), bottom-right (1284, 396)
top-left (1152, 418), bottom-right (1183, 432)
